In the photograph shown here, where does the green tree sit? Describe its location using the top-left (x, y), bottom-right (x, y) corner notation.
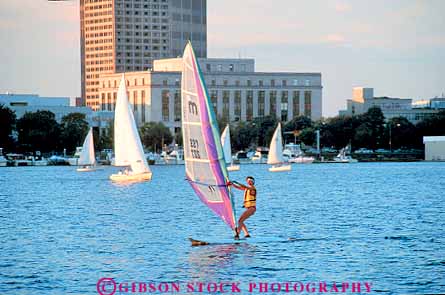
top-left (318, 116), bottom-right (358, 150)
top-left (253, 116), bottom-right (278, 147)
top-left (232, 121), bottom-right (257, 151)
top-left (283, 116), bottom-right (312, 143)
top-left (60, 113), bottom-right (89, 154)
top-left (299, 127), bottom-right (316, 146)
top-left (415, 110), bottom-right (445, 147)
top-left (217, 115), bottom-right (229, 134)
top-left (17, 110), bottom-right (61, 153)
top-left (174, 128), bottom-right (183, 147)
top-left (354, 107), bottom-right (385, 150)
top-left (140, 122), bottom-right (173, 152)
top-left (94, 123), bottom-right (113, 151)
top-left (0, 104), bottom-right (17, 151)
top-left (354, 123), bottom-right (374, 149)
top-left (384, 117), bottom-right (416, 150)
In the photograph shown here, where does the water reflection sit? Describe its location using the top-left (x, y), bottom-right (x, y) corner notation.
top-left (187, 243), bottom-right (258, 280)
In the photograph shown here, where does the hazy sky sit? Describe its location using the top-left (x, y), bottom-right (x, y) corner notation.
top-left (1, 0), bottom-right (444, 117)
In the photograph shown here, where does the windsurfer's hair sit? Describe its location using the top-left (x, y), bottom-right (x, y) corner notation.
top-left (246, 176), bottom-right (255, 184)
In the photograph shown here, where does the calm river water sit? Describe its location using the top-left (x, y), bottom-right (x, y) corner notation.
top-left (0, 162), bottom-right (444, 294)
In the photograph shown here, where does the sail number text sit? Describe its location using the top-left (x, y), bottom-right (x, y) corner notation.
top-left (190, 138), bottom-right (201, 159)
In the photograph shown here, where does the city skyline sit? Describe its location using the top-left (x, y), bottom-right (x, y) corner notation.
top-left (1, 0), bottom-right (444, 117)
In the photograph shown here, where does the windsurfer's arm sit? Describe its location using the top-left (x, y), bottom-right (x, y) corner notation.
top-left (227, 180), bottom-right (247, 191)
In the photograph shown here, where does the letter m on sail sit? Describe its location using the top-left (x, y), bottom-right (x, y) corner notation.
top-left (188, 101), bottom-right (198, 115)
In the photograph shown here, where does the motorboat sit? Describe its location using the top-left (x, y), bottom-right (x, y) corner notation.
top-left (251, 147), bottom-right (269, 164)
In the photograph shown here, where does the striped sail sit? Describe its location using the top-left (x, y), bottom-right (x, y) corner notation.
top-left (181, 42), bottom-right (237, 230)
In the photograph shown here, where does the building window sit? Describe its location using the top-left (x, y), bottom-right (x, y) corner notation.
top-left (229, 64), bottom-right (234, 72)
top-left (223, 80), bottom-right (228, 86)
top-left (223, 91), bottom-right (230, 121)
top-left (162, 90), bottom-right (170, 121)
top-left (107, 93), bottom-right (111, 111)
top-left (293, 79), bottom-right (298, 86)
top-left (133, 91), bottom-right (138, 112)
top-left (141, 90), bottom-right (146, 122)
top-left (163, 79), bottom-right (168, 86)
top-left (234, 90), bottom-right (241, 121)
top-left (258, 91), bottom-right (265, 117)
top-left (211, 80), bottom-right (216, 86)
top-left (271, 79), bottom-right (275, 87)
top-left (210, 90), bottom-right (218, 115)
top-left (174, 90), bottom-right (181, 121)
top-left (101, 93), bottom-right (106, 111)
top-left (206, 64), bottom-right (211, 72)
top-left (259, 80), bottom-right (263, 87)
top-left (305, 80), bottom-right (310, 86)
top-left (293, 91), bottom-right (300, 117)
top-left (246, 91), bottom-right (253, 121)
top-left (281, 91), bottom-right (288, 121)
top-left (282, 80), bottom-right (287, 87)
top-left (235, 80), bottom-right (240, 87)
top-left (304, 91), bottom-right (312, 117)
top-left (217, 64), bottom-right (222, 71)
top-left (247, 80), bottom-right (252, 87)
top-left (270, 91), bottom-right (277, 117)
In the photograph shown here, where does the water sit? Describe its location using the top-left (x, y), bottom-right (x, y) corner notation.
top-left (0, 162), bottom-right (444, 294)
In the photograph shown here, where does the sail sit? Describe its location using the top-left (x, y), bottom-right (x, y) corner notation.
top-left (78, 128), bottom-right (95, 166)
top-left (114, 75), bottom-right (150, 174)
top-left (267, 123), bottom-right (284, 164)
top-left (181, 42), bottom-right (237, 230)
top-left (221, 125), bottom-right (232, 165)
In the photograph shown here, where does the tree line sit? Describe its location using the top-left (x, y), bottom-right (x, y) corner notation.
top-left (1, 104), bottom-right (444, 155)
top-left (225, 107), bottom-right (445, 152)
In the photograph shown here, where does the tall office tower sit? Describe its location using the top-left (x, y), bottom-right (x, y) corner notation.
top-left (80, 0), bottom-right (207, 110)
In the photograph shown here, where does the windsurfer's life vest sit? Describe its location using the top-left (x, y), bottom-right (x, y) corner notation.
top-left (243, 186), bottom-right (257, 208)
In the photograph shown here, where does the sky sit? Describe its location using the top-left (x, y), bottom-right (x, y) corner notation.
top-left (1, 0), bottom-right (444, 117)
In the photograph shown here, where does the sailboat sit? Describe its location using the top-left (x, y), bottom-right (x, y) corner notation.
top-left (181, 42), bottom-right (237, 237)
top-left (267, 123), bottom-right (291, 172)
top-left (110, 74), bottom-right (152, 182)
top-left (334, 146), bottom-right (358, 163)
top-left (221, 125), bottom-right (240, 171)
top-left (76, 127), bottom-right (97, 172)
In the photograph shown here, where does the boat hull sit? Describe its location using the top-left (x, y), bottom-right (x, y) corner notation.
top-left (109, 172), bottom-right (152, 182)
top-left (227, 165), bottom-right (240, 171)
top-left (289, 157), bottom-right (314, 164)
top-left (77, 167), bottom-right (97, 172)
top-left (269, 165), bottom-right (292, 172)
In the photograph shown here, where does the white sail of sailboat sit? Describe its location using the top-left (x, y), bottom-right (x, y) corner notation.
top-left (76, 127), bottom-right (97, 172)
top-left (267, 123), bottom-right (291, 172)
top-left (221, 125), bottom-right (240, 171)
top-left (110, 74), bottom-right (152, 182)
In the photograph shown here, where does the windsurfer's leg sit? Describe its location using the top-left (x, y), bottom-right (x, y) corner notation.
top-left (238, 207), bottom-right (256, 236)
